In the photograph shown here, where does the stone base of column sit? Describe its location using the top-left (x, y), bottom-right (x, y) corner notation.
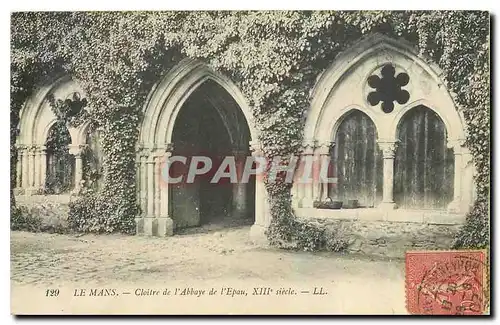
top-left (249, 223), bottom-right (269, 245)
top-left (156, 217), bottom-right (174, 237)
top-left (135, 217), bottom-right (145, 235)
top-left (136, 216), bottom-right (174, 237)
top-left (378, 202), bottom-right (398, 210)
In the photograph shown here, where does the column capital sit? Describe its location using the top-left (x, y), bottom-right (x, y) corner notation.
top-left (447, 138), bottom-right (466, 153)
top-left (249, 141), bottom-right (264, 157)
top-left (36, 145), bottom-right (48, 153)
top-left (137, 147), bottom-right (150, 158)
top-left (68, 144), bottom-right (87, 156)
top-left (153, 143), bottom-right (174, 158)
top-left (301, 139), bottom-right (317, 155)
top-left (17, 145), bottom-right (27, 155)
top-left (15, 143), bottom-right (26, 151)
top-left (26, 144), bottom-right (37, 153)
top-left (315, 141), bottom-right (334, 155)
top-left (377, 141), bottom-right (399, 159)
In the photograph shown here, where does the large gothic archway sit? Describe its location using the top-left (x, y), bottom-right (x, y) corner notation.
top-left (170, 79), bottom-right (254, 230)
top-left (137, 59), bottom-right (266, 237)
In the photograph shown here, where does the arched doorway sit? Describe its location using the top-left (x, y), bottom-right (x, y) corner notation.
top-left (137, 59), bottom-right (262, 237)
top-left (394, 105), bottom-right (454, 209)
top-left (169, 80), bottom-right (255, 231)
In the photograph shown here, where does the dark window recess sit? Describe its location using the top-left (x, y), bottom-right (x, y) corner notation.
top-left (367, 64), bottom-right (410, 113)
top-left (330, 110), bottom-right (383, 208)
top-left (394, 105), bottom-right (454, 209)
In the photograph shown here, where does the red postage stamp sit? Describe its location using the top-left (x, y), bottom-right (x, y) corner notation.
top-left (406, 250), bottom-right (489, 315)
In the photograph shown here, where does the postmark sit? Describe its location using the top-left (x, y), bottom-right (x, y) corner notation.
top-left (406, 250), bottom-right (489, 315)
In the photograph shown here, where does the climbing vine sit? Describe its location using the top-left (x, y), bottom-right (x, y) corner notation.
top-left (11, 11), bottom-right (490, 248)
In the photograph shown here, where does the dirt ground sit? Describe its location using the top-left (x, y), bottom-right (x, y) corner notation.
top-left (10, 225), bottom-right (408, 314)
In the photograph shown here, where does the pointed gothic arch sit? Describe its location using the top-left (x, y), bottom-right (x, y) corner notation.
top-left (295, 33), bottom-right (473, 222)
top-left (136, 59), bottom-right (267, 237)
top-left (15, 76), bottom-right (90, 195)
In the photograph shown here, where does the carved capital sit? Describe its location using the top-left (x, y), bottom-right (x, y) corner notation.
top-left (447, 138), bottom-right (466, 154)
top-left (315, 141), bottom-right (334, 156)
top-left (301, 139), bottom-right (317, 155)
top-left (16, 144), bottom-right (27, 154)
top-left (37, 145), bottom-right (48, 154)
top-left (68, 144), bottom-right (87, 157)
top-left (137, 147), bottom-right (150, 159)
top-left (153, 149), bottom-right (172, 160)
top-left (249, 141), bottom-right (264, 157)
top-left (26, 145), bottom-right (38, 154)
top-left (153, 143), bottom-right (174, 157)
top-left (378, 141), bottom-right (399, 159)
top-left (15, 143), bottom-right (26, 150)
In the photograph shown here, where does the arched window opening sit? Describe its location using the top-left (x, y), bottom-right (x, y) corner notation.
top-left (330, 110), bottom-right (383, 207)
top-left (394, 105), bottom-right (454, 209)
top-left (45, 122), bottom-right (75, 194)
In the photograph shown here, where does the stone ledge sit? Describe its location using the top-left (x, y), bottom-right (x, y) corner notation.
top-left (295, 207), bottom-right (466, 225)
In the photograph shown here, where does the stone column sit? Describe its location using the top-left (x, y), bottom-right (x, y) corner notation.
top-left (447, 139), bottom-right (466, 213)
top-left (33, 146), bottom-right (41, 190)
top-left (21, 146), bottom-right (29, 189)
top-left (153, 148), bottom-right (167, 218)
top-left (139, 149), bottom-right (148, 215)
top-left (232, 149), bottom-right (248, 219)
top-left (135, 148), bottom-right (142, 207)
top-left (15, 145), bottom-right (24, 189)
top-left (300, 140), bottom-right (316, 208)
top-left (135, 147), bottom-right (148, 235)
top-left (462, 150), bottom-right (475, 209)
top-left (39, 145), bottom-right (47, 192)
top-left (156, 143), bottom-right (174, 237)
top-left (140, 148), bottom-right (159, 236)
top-left (146, 151), bottom-right (155, 217)
top-left (249, 141), bottom-right (270, 243)
top-left (314, 141), bottom-right (334, 203)
top-left (69, 144), bottom-right (86, 195)
top-left (377, 141), bottom-right (398, 210)
top-left (27, 145), bottom-right (36, 191)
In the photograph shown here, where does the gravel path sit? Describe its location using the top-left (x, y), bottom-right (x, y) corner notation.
top-left (11, 227), bottom-right (408, 314)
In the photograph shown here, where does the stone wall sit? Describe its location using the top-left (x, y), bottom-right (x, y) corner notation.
top-left (14, 195), bottom-right (72, 231)
top-left (301, 217), bottom-right (462, 259)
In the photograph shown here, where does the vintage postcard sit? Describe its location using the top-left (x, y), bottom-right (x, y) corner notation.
top-left (10, 10), bottom-right (491, 315)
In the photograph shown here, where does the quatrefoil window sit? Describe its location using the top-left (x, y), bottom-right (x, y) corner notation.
top-left (367, 64), bottom-right (410, 113)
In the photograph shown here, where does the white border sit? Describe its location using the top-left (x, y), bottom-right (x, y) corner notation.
top-left (1, 2), bottom-right (497, 323)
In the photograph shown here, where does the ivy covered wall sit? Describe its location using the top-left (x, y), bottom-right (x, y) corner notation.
top-left (11, 11), bottom-right (490, 248)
